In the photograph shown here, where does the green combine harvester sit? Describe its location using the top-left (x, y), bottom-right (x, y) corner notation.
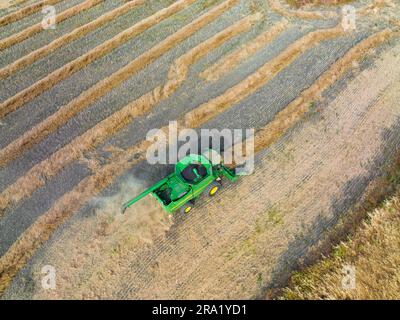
top-left (122, 150), bottom-right (243, 214)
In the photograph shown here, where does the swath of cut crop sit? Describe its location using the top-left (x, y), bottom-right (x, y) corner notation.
top-left (0, 0), bottom-right (103, 51)
top-left (184, 26), bottom-right (345, 127)
top-left (0, 0), bottom-right (145, 79)
top-left (200, 19), bottom-right (289, 82)
top-left (0, 0), bottom-right (62, 27)
top-left (268, 0), bottom-right (330, 20)
top-left (227, 29), bottom-right (394, 156)
top-left (0, 11), bottom-right (260, 215)
top-left (1, 27), bottom-right (393, 297)
top-left (0, 0), bottom-right (197, 120)
top-left (0, 0), bottom-right (239, 167)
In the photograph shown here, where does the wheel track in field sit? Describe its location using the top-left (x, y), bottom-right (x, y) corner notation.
top-left (166, 31), bottom-right (399, 297)
top-left (0, 0), bottom-right (145, 79)
top-left (0, 0), bottom-right (62, 26)
top-left (0, 25), bottom-right (395, 295)
top-left (0, 0), bottom-right (102, 51)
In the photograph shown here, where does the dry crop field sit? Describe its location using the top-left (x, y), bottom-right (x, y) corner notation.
top-left (0, 0), bottom-right (399, 299)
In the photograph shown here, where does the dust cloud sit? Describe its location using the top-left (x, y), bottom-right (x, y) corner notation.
top-left (32, 177), bottom-right (171, 299)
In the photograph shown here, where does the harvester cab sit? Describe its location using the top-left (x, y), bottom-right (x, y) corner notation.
top-left (121, 150), bottom-right (239, 215)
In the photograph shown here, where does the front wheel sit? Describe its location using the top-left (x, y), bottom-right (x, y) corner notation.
top-left (206, 181), bottom-right (221, 197)
top-left (180, 202), bottom-right (194, 214)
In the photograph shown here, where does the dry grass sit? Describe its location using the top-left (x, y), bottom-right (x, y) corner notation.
top-left (0, 0), bottom-right (62, 27)
top-left (0, 138), bottom-right (152, 296)
top-left (0, 0), bottom-right (103, 51)
top-left (282, 193), bottom-right (400, 299)
top-left (221, 29), bottom-right (394, 171)
top-left (0, 0), bottom-right (146, 79)
top-left (0, 25), bottom-right (391, 218)
top-left (276, 141), bottom-right (400, 299)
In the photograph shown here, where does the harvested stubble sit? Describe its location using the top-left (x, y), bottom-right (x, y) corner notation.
top-left (0, 0), bottom-right (62, 27)
top-left (0, 0), bottom-right (104, 51)
top-left (0, 0), bottom-right (198, 120)
top-left (0, 0), bottom-right (145, 79)
top-left (0, 28), bottom-right (393, 296)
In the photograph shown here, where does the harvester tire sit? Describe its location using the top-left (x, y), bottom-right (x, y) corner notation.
top-left (181, 202), bottom-right (194, 214)
top-left (207, 181), bottom-right (221, 197)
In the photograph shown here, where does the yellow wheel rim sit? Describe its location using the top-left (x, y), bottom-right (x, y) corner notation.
top-left (210, 186), bottom-right (219, 196)
top-left (184, 206), bottom-right (192, 213)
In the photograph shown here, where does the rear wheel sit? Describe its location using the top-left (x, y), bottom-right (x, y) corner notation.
top-left (181, 202), bottom-right (194, 214)
top-left (206, 181), bottom-right (221, 197)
